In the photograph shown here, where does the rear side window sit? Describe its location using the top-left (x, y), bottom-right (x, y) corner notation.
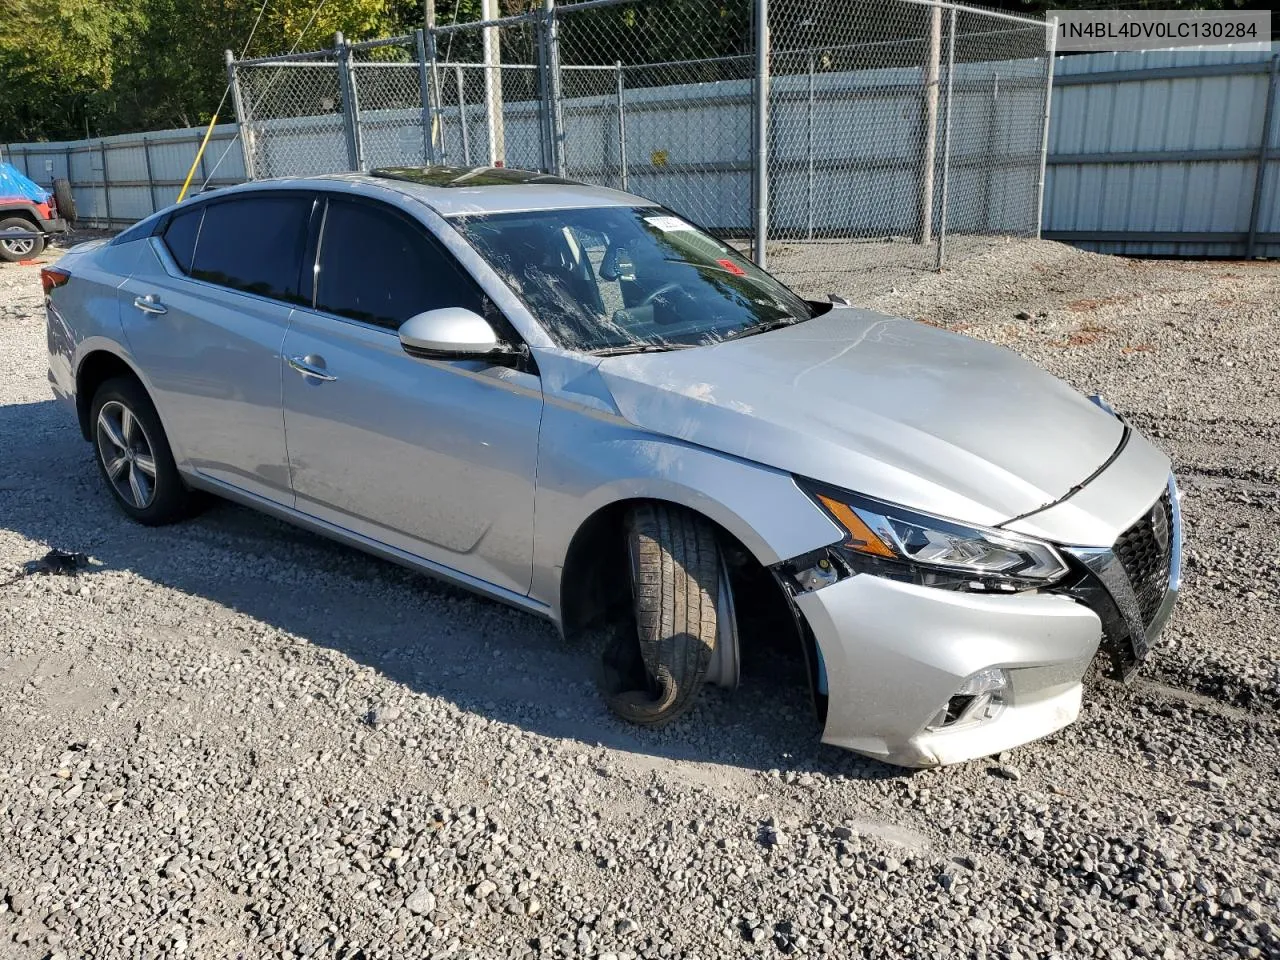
top-left (189, 195), bottom-right (311, 303)
top-left (162, 207), bottom-right (202, 273)
top-left (315, 198), bottom-right (484, 330)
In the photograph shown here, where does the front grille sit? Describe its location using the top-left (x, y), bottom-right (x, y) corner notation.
top-left (1113, 489), bottom-right (1174, 626)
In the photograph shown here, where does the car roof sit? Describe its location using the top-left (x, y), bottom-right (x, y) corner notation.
top-left (309, 166), bottom-right (651, 217)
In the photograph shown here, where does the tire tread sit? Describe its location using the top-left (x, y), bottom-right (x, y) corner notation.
top-left (603, 503), bottom-right (720, 727)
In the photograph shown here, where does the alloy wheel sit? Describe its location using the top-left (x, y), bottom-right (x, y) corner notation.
top-left (96, 400), bottom-right (158, 509)
top-left (0, 230), bottom-right (35, 257)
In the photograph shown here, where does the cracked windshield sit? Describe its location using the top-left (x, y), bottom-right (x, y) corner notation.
top-left (451, 206), bottom-right (823, 354)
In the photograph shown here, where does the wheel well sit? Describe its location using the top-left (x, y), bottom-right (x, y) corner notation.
top-left (0, 209), bottom-right (38, 226)
top-left (559, 498), bottom-right (821, 716)
top-left (75, 352), bottom-right (140, 440)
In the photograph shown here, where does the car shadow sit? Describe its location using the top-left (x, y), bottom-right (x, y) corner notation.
top-left (1, 397), bottom-right (907, 782)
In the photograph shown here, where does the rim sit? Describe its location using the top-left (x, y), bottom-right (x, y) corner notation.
top-left (0, 229), bottom-right (35, 256)
top-left (96, 400), bottom-right (157, 509)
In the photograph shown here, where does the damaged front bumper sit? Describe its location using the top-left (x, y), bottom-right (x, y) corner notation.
top-left (780, 474), bottom-right (1182, 768)
top-left (793, 574), bottom-right (1100, 766)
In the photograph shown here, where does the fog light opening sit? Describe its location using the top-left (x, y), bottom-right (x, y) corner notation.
top-left (927, 667), bottom-right (1010, 731)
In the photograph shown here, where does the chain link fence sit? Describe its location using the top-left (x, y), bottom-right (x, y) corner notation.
top-left (231, 48), bottom-right (348, 180)
top-left (434, 12), bottom-right (551, 173)
top-left (350, 36), bottom-right (433, 171)
top-left (228, 0), bottom-right (1053, 278)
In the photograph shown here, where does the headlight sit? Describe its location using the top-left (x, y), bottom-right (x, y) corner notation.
top-left (799, 482), bottom-right (1068, 592)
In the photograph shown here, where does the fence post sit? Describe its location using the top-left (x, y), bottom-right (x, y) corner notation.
top-left (100, 141), bottom-right (112, 228)
top-left (1246, 54), bottom-right (1279, 258)
top-left (615, 61), bottom-right (628, 191)
top-left (226, 50), bottom-right (255, 181)
top-left (457, 65), bottom-right (472, 166)
top-left (484, 0), bottom-right (507, 167)
top-left (537, 14), bottom-right (552, 172)
top-left (981, 72), bottom-right (998, 232)
top-left (935, 8), bottom-right (956, 271)
top-left (917, 4), bottom-right (941, 245)
top-left (142, 137), bottom-right (158, 213)
top-left (336, 33), bottom-right (365, 172)
top-left (1035, 17), bottom-right (1058, 239)
top-left (198, 138), bottom-right (210, 187)
top-left (807, 44), bottom-right (815, 240)
top-left (752, 0), bottom-right (770, 267)
top-left (415, 29), bottom-right (436, 165)
top-left (426, 27), bottom-right (448, 165)
top-left (543, 0), bottom-right (565, 176)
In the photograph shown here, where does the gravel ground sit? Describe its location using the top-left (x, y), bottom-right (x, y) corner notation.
top-left (1, 237), bottom-right (1278, 960)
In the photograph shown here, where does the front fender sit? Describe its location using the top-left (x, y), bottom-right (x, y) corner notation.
top-left (530, 401), bottom-right (843, 622)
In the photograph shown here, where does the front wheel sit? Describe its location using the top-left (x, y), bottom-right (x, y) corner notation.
top-left (90, 377), bottom-right (197, 525)
top-left (0, 217), bottom-right (43, 262)
top-left (599, 503), bottom-right (721, 727)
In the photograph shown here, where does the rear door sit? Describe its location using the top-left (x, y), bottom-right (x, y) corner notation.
top-left (118, 192), bottom-right (314, 504)
top-left (281, 195), bottom-right (543, 595)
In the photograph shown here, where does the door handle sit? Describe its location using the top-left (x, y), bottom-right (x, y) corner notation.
top-left (288, 355), bottom-right (338, 382)
top-left (133, 294), bottom-right (167, 315)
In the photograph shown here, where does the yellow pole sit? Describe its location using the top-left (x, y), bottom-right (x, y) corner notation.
top-left (177, 113), bottom-right (219, 203)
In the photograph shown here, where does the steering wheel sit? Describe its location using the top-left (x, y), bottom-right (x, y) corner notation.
top-left (640, 282), bottom-right (684, 308)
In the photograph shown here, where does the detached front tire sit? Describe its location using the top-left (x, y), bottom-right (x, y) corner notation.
top-left (600, 503), bottom-right (720, 727)
top-left (90, 377), bottom-right (195, 525)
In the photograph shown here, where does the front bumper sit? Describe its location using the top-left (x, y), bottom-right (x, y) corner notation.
top-left (795, 575), bottom-right (1100, 766)
top-left (788, 475), bottom-right (1182, 768)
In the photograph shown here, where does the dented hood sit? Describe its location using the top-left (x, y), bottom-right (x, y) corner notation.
top-left (594, 307), bottom-right (1125, 528)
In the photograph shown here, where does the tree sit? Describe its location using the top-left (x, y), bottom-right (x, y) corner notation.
top-left (0, 0), bottom-right (145, 139)
top-left (0, 0), bottom-right (398, 141)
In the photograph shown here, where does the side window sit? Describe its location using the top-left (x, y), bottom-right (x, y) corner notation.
top-left (315, 198), bottom-right (485, 330)
top-left (162, 207), bottom-right (202, 274)
top-left (189, 195), bottom-right (312, 303)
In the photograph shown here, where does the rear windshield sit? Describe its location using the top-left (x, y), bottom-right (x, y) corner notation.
top-left (450, 206), bottom-right (816, 353)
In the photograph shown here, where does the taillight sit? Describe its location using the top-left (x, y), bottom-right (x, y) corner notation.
top-left (41, 267), bottom-right (70, 296)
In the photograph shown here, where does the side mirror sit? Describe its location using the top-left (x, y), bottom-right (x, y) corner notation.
top-left (398, 308), bottom-right (507, 360)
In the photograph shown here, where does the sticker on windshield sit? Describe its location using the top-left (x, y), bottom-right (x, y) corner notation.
top-left (644, 215), bottom-right (694, 232)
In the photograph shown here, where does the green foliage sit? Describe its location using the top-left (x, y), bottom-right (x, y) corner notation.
top-left (0, 0), bottom-right (146, 139)
top-left (0, 0), bottom-right (417, 141)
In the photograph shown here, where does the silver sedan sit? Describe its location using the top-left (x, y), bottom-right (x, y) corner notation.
top-left (42, 166), bottom-right (1181, 767)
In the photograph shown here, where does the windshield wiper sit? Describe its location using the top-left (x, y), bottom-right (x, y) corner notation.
top-left (587, 343), bottom-right (696, 357)
top-left (720, 317), bottom-right (807, 342)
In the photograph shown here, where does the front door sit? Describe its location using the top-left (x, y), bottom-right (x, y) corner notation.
top-left (281, 196), bottom-right (543, 596)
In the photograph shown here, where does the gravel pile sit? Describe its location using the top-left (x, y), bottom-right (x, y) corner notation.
top-left (2, 239), bottom-right (1278, 960)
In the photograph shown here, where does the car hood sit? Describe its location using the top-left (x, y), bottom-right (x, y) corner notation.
top-left (594, 307), bottom-right (1125, 528)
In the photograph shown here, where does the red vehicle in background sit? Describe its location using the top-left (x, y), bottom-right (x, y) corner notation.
top-left (0, 161), bottom-right (74, 262)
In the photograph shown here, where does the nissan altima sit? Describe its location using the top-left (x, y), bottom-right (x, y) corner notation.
top-left (42, 166), bottom-right (1181, 767)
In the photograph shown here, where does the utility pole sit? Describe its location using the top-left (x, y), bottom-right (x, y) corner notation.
top-left (484, 0), bottom-right (506, 166)
top-left (424, 0), bottom-right (435, 30)
top-left (917, 4), bottom-right (941, 245)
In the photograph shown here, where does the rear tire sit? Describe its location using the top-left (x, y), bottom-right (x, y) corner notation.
top-left (599, 503), bottom-right (720, 727)
top-left (90, 377), bottom-right (196, 525)
top-left (0, 217), bottom-right (43, 262)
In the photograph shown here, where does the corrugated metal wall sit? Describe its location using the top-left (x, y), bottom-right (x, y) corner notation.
top-left (1044, 49), bottom-right (1279, 258)
top-left (1, 125), bottom-right (245, 228)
